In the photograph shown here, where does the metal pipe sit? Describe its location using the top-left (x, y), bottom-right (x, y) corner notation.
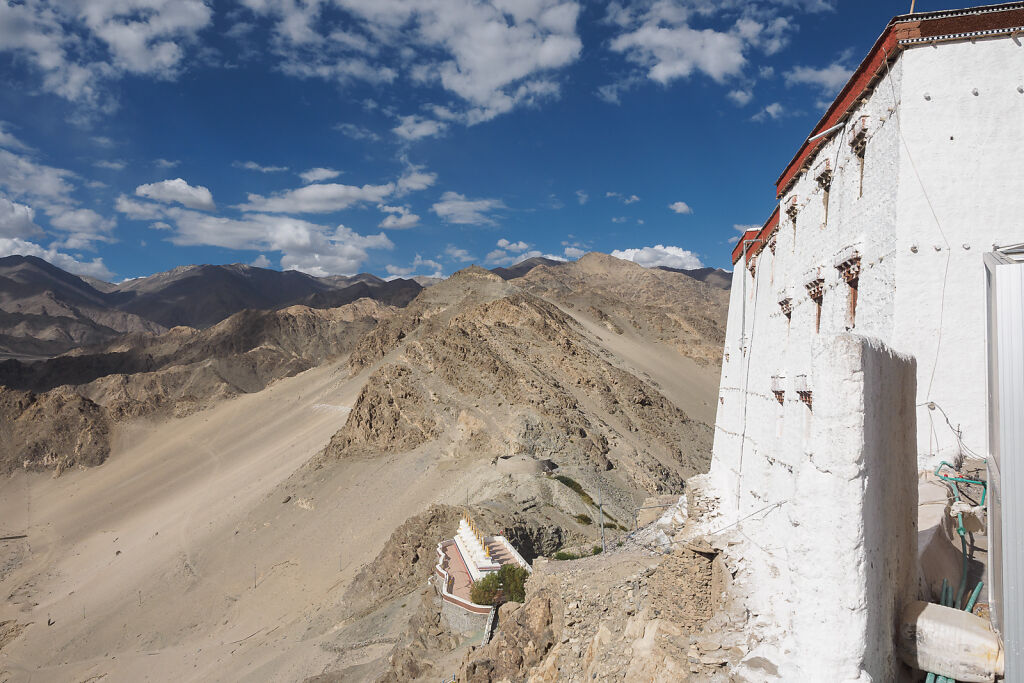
top-left (807, 120), bottom-right (847, 143)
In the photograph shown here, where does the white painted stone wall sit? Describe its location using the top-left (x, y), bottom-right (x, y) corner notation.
top-left (711, 35), bottom-right (1024, 518)
top-left (705, 33), bottom-right (1024, 680)
top-left (701, 335), bottom-right (917, 680)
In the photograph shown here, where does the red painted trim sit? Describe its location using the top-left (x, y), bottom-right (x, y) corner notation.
top-left (774, 4), bottom-right (1024, 198)
top-left (731, 207), bottom-right (779, 265)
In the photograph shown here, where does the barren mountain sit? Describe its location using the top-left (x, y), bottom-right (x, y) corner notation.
top-left (0, 298), bottom-right (393, 473)
top-left (0, 256), bottom-right (421, 359)
top-left (0, 256), bottom-right (166, 360)
top-left (0, 253), bottom-right (727, 682)
top-left (518, 253), bottom-right (729, 366)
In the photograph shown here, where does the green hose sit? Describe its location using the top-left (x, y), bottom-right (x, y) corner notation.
top-left (926, 462), bottom-right (988, 681)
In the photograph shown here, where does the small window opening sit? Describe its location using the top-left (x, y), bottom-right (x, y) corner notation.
top-left (849, 119), bottom-right (868, 198)
top-left (805, 278), bottom-right (824, 333)
top-left (837, 257), bottom-right (862, 328)
top-left (816, 164), bottom-right (832, 228)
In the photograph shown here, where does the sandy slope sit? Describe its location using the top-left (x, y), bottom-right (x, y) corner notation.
top-left (0, 357), bottom-right (589, 682)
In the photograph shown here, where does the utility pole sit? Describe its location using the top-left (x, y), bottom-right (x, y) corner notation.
top-left (598, 486), bottom-right (606, 553)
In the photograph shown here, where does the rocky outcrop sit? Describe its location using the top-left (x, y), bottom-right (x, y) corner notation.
top-left (0, 386), bottom-right (111, 474)
top-left (323, 280), bottom-right (711, 493)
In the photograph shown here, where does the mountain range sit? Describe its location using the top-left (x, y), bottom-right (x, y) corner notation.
top-left (0, 255), bottom-right (728, 361)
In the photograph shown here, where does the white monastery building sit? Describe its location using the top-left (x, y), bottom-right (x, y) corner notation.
top-left (702, 3), bottom-right (1024, 680)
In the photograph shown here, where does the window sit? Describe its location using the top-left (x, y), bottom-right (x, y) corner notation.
top-left (837, 257), bottom-right (862, 327)
top-left (816, 162), bottom-right (832, 228)
top-left (805, 278), bottom-right (824, 333)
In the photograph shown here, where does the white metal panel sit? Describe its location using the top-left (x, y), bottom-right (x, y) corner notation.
top-left (984, 251), bottom-right (1024, 676)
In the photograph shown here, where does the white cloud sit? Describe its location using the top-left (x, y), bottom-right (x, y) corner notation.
top-left (94, 159), bottom-right (127, 170)
top-left (385, 254), bottom-right (443, 279)
top-left (611, 216), bottom-right (628, 223)
top-left (752, 102), bottom-right (785, 121)
top-left (727, 89), bottom-right (753, 106)
top-left (431, 191), bottom-right (505, 226)
top-left (116, 195), bottom-right (164, 220)
top-left (487, 247), bottom-right (566, 266)
top-left (444, 244), bottom-right (473, 262)
top-left (136, 178), bottom-right (215, 211)
top-left (48, 207), bottom-right (116, 248)
top-left (335, 122), bottom-right (380, 141)
top-left (378, 204), bottom-right (420, 229)
top-left (243, 0), bottom-right (582, 126)
top-left (669, 201), bottom-right (693, 215)
top-left (575, 189), bottom-right (588, 205)
top-left (0, 237), bottom-right (113, 279)
top-left (0, 0), bottom-right (212, 110)
top-left (0, 150), bottom-right (75, 202)
top-left (785, 60), bottom-right (853, 95)
top-left (393, 115), bottom-right (448, 141)
top-left (236, 182), bottom-right (393, 214)
top-left (0, 122), bottom-right (31, 152)
top-left (159, 207), bottom-right (393, 276)
top-left (300, 167), bottom-right (342, 183)
top-left (497, 238), bottom-right (529, 252)
top-left (606, 191), bottom-right (639, 204)
top-left (611, 244), bottom-right (703, 270)
top-left (155, 158), bottom-right (180, 168)
top-left (251, 254), bottom-right (272, 268)
top-left (396, 164), bottom-right (437, 195)
top-left (233, 160), bottom-right (289, 173)
top-left (0, 197), bottom-right (44, 238)
top-left (564, 246), bottom-right (585, 258)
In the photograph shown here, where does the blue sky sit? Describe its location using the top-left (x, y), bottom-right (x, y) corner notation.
top-left (0, 0), bottom-right (934, 281)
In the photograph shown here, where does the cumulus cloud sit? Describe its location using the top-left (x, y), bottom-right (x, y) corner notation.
top-left (385, 254), bottom-right (443, 279)
top-left (431, 191), bottom-right (505, 226)
top-left (300, 167), bottom-right (342, 183)
top-left (0, 197), bottom-right (44, 238)
top-left (497, 238), bottom-right (529, 252)
top-left (0, 0), bottom-right (212, 110)
top-left (393, 115), bottom-right (448, 141)
top-left (251, 254), bottom-right (272, 268)
top-left (233, 160), bottom-right (289, 173)
top-left (669, 201), bottom-right (693, 214)
top-left (0, 237), bottom-right (113, 279)
top-left (236, 182), bottom-right (393, 214)
top-left (575, 189), bottom-right (588, 205)
top-left (602, 2), bottom-right (819, 103)
top-left (606, 191), bottom-right (639, 204)
top-left (487, 246), bottom-right (566, 266)
top-left (785, 60), bottom-right (853, 95)
top-left (611, 244), bottom-right (703, 270)
top-left (48, 207), bottom-right (116, 248)
top-left (0, 122), bottom-right (31, 152)
top-left (116, 195), bottom-right (164, 220)
top-left (377, 204), bottom-right (420, 229)
top-left (752, 102), bottom-right (785, 121)
top-left (444, 244), bottom-right (473, 261)
top-left (159, 207), bottom-right (393, 276)
top-left (564, 245), bottom-right (585, 258)
top-left (155, 158), bottom-right (180, 168)
top-left (243, 0), bottom-right (582, 127)
top-left (135, 178), bottom-right (215, 211)
top-left (0, 150), bottom-right (75, 203)
top-left (335, 122), bottom-right (380, 141)
top-left (395, 164), bottom-right (437, 195)
top-left (727, 89), bottom-right (753, 106)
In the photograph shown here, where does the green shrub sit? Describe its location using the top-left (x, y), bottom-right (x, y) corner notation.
top-left (592, 546), bottom-right (603, 555)
top-left (553, 551), bottom-right (581, 561)
top-left (574, 514), bottom-right (592, 525)
top-left (470, 564), bottom-right (530, 605)
top-left (553, 475), bottom-right (596, 507)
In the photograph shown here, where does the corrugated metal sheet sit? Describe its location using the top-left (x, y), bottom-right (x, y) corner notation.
top-left (985, 251), bottom-right (1024, 675)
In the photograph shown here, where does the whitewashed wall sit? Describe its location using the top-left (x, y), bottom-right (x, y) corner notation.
top-left (705, 33), bottom-right (1024, 679)
top-left (711, 35), bottom-right (1024, 515)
